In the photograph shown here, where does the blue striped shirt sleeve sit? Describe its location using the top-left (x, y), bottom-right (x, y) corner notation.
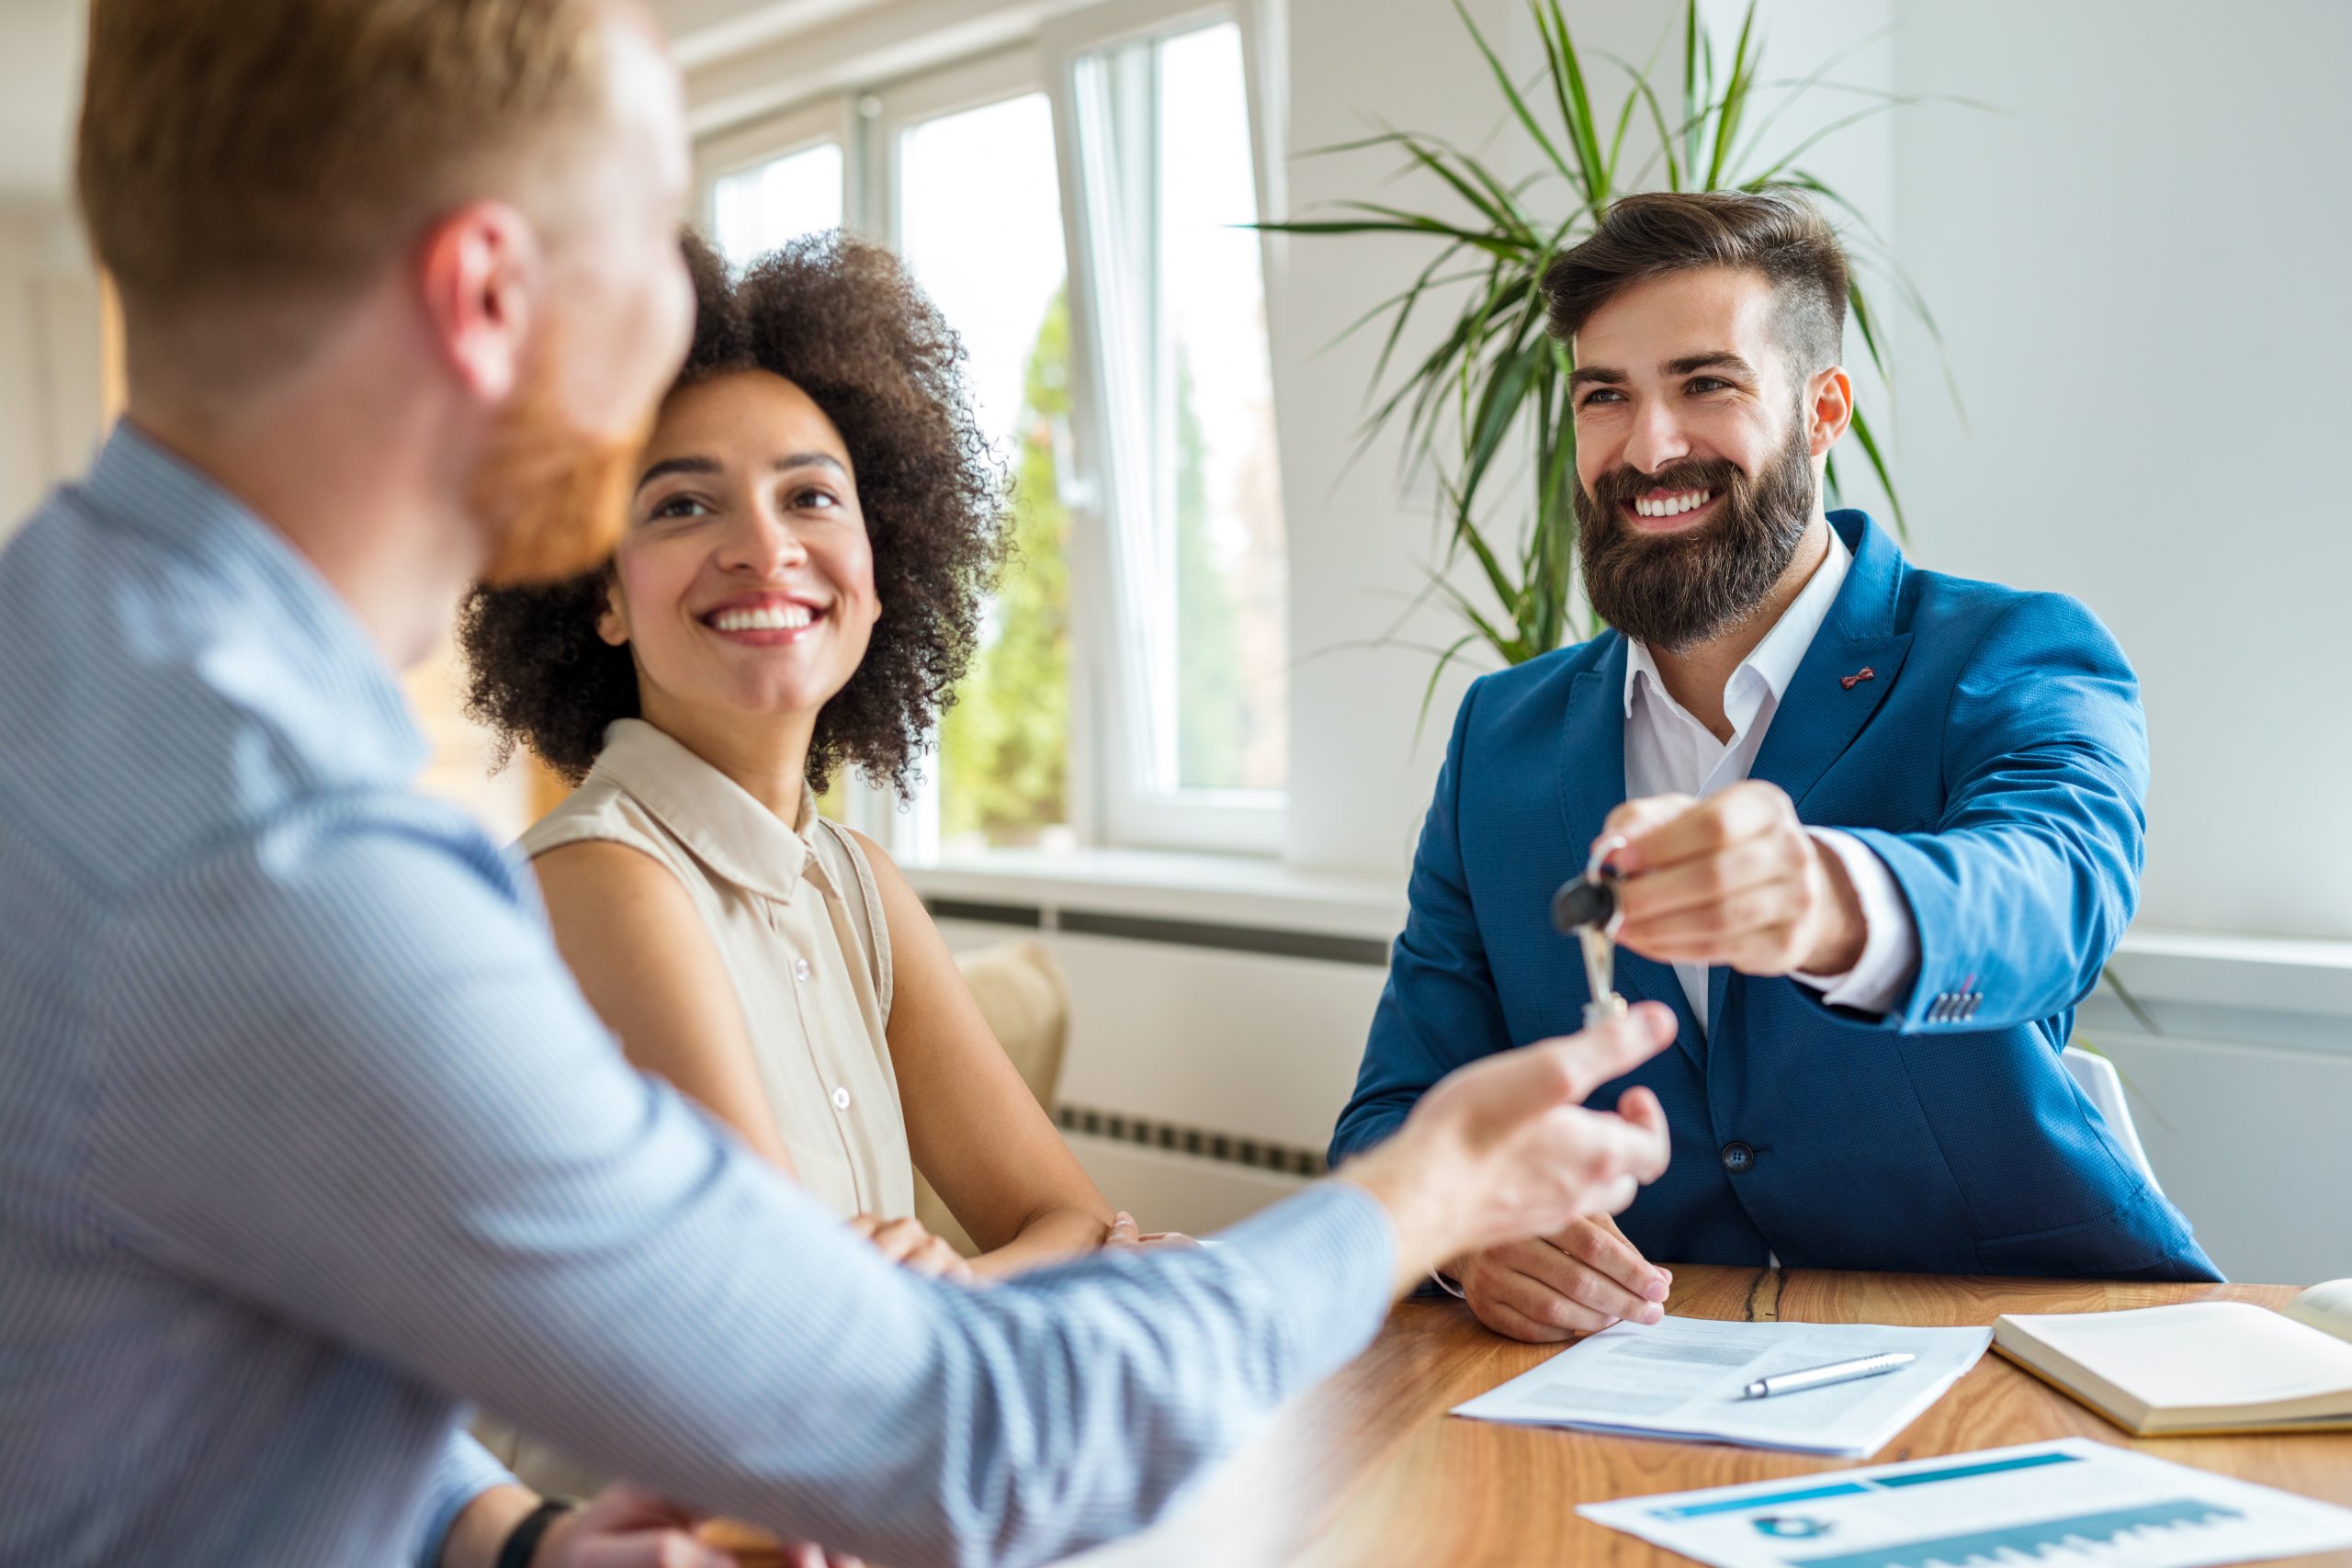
top-left (81, 802), bottom-right (1394, 1568)
top-left (417, 1432), bottom-right (515, 1568)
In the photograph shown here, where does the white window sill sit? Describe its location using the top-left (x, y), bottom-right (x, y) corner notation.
top-left (906, 846), bottom-right (2352, 1054)
top-left (902, 845), bottom-right (1407, 942)
top-left (2098, 928), bottom-right (2352, 1057)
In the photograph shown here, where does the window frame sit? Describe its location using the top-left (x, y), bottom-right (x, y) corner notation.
top-left (693, 97), bottom-right (859, 242)
top-left (864, 49), bottom-right (1098, 864)
top-left (1043, 0), bottom-right (1291, 854)
top-left (863, 48), bottom-right (1053, 240)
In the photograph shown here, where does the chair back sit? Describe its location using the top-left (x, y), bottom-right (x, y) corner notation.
top-left (2063, 1043), bottom-right (2162, 1193)
top-left (915, 939), bottom-right (1073, 1255)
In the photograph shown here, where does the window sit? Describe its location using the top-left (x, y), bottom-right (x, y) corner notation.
top-left (695, 102), bottom-right (855, 271)
top-left (893, 87), bottom-right (1077, 854)
top-left (690, 9), bottom-right (1291, 857)
top-left (1071, 19), bottom-right (1289, 824)
top-left (711, 141), bottom-right (844, 266)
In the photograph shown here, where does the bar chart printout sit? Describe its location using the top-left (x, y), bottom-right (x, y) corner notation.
top-left (1578, 1438), bottom-right (2352, 1568)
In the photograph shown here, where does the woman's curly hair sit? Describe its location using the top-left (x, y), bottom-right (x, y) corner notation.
top-left (457, 229), bottom-right (1009, 794)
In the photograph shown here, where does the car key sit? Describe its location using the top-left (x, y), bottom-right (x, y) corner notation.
top-left (1551, 834), bottom-right (1629, 1028)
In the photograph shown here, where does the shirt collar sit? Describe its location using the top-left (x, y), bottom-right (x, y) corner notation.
top-left (587, 718), bottom-right (821, 903)
top-left (79, 421), bottom-right (427, 785)
top-left (1622, 525), bottom-right (1854, 729)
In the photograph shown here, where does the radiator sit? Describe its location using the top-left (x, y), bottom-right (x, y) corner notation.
top-left (931, 905), bottom-right (1392, 1235)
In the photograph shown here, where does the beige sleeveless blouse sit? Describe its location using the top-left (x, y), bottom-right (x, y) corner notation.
top-left (480, 718), bottom-right (918, 1493)
top-left (523, 717), bottom-right (916, 1224)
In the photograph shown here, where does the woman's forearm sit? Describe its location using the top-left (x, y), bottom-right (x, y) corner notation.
top-left (966, 1204), bottom-right (1114, 1279)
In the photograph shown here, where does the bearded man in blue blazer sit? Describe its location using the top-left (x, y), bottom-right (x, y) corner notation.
top-left (1330, 190), bottom-right (2217, 1343)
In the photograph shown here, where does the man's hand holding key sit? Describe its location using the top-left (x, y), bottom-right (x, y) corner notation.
top-left (1451, 784), bottom-right (1867, 1345)
top-left (1605, 782), bottom-right (1866, 978)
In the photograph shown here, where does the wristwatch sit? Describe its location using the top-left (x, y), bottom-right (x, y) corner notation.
top-left (495, 1497), bottom-right (576, 1568)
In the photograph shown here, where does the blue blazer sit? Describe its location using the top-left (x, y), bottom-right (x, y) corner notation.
top-left (1332, 513), bottom-right (2217, 1280)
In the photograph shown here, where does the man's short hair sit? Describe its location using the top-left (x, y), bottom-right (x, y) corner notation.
top-left (78, 0), bottom-right (608, 366)
top-left (1540, 190), bottom-right (1849, 375)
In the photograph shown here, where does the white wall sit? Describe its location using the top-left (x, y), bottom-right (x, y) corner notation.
top-left (2093, 1021), bottom-right (2352, 1284)
top-left (0, 206), bottom-right (102, 537)
top-left (0, 0), bottom-right (95, 533)
top-left (0, 216), bottom-right (51, 524)
top-left (1871, 0), bottom-right (2352, 942)
top-left (1272, 0), bottom-right (1686, 873)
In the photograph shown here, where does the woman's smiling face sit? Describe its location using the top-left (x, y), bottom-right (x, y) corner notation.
top-left (599, 368), bottom-right (881, 728)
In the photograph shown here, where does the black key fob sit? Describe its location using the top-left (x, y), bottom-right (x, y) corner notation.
top-left (1552, 875), bottom-right (1618, 936)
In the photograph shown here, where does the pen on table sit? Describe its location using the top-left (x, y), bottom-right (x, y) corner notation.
top-left (1741, 1352), bottom-right (1916, 1400)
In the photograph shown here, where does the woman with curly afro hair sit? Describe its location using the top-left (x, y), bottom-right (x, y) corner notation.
top-left (458, 231), bottom-right (1132, 1298)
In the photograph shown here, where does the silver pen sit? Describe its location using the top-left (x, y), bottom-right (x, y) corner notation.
top-left (1741, 1351), bottom-right (1916, 1400)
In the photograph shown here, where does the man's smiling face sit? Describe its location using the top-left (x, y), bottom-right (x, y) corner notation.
top-left (1566, 265), bottom-right (1834, 651)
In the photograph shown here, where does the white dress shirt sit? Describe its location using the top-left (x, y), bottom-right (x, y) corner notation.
top-left (1621, 527), bottom-right (1917, 1034)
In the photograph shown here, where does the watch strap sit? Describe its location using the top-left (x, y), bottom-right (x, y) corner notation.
top-left (494, 1497), bottom-right (575, 1568)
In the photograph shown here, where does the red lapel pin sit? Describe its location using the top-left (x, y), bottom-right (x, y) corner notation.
top-left (1839, 666), bottom-right (1876, 691)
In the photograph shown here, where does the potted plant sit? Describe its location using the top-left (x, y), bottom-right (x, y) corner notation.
top-left (1263, 0), bottom-right (1952, 722)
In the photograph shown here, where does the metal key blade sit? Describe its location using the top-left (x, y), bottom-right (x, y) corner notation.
top-left (1579, 923), bottom-right (1627, 1027)
top-left (1575, 833), bottom-right (1630, 1028)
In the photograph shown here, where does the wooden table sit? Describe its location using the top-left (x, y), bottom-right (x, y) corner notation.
top-left (1072, 1267), bottom-right (2352, 1567)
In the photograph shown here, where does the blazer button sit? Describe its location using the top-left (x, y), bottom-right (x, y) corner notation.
top-left (1721, 1141), bottom-right (1756, 1175)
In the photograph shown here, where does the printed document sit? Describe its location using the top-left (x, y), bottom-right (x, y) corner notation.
top-left (1453, 1315), bottom-right (1990, 1457)
top-left (1578, 1437), bottom-right (2352, 1568)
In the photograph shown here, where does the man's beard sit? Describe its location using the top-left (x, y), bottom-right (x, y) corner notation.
top-left (467, 334), bottom-right (651, 588)
top-left (1571, 411), bottom-right (1817, 653)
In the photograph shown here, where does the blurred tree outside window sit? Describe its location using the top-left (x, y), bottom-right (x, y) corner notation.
top-left (1174, 353), bottom-right (1248, 791)
top-left (938, 290), bottom-right (1072, 847)
top-left (893, 89), bottom-right (1077, 853)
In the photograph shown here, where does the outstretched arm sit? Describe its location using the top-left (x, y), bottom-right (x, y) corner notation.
top-left (95, 809), bottom-right (1673, 1568)
top-left (1604, 592), bottom-right (2146, 1036)
top-left (1838, 593), bottom-right (2146, 1032)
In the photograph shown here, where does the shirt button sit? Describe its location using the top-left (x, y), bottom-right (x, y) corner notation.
top-left (831, 1086), bottom-right (852, 1111)
top-left (794, 957), bottom-right (812, 983)
top-left (1721, 1141), bottom-right (1756, 1175)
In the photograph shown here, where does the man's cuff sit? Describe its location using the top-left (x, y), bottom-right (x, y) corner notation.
top-left (1792, 829), bottom-right (1920, 1017)
top-left (414, 1427), bottom-right (518, 1568)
